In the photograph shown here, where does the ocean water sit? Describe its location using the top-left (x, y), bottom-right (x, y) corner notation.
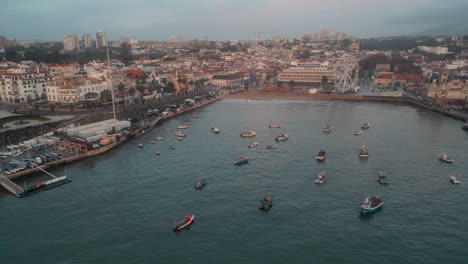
top-left (1, 99), bottom-right (467, 263)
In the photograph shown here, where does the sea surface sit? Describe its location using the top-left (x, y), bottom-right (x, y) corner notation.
top-left (1, 99), bottom-right (467, 264)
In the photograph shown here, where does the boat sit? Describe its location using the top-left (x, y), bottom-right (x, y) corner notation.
top-left (177, 137), bottom-right (184, 141)
top-left (211, 127), bottom-right (220, 133)
top-left (266, 144), bottom-right (278, 150)
top-left (241, 131), bottom-right (256, 137)
top-left (138, 144), bottom-right (144, 148)
top-left (450, 176), bottom-right (461, 184)
top-left (156, 137), bottom-right (164, 140)
top-left (259, 195), bottom-right (273, 210)
top-left (269, 124), bottom-right (281, 128)
top-left (275, 134), bottom-right (288, 141)
top-left (155, 150), bottom-right (160, 155)
top-left (170, 145), bottom-right (176, 150)
top-left (18, 176), bottom-right (71, 198)
top-left (148, 140), bottom-right (155, 144)
top-left (322, 125), bottom-right (333, 132)
top-left (177, 131), bottom-right (186, 137)
top-left (234, 158), bottom-right (248, 165)
top-left (359, 145), bottom-right (369, 159)
top-left (314, 171), bottom-right (327, 184)
top-left (248, 142), bottom-right (258, 148)
top-left (359, 195), bottom-right (383, 213)
top-left (177, 125), bottom-right (190, 129)
top-left (316, 150), bottom-right (326, 161)
top-left (192, 116), bottom-right (199, 118)
top-left (173, 215), bottom-right (195, 231)
top-left (195, 177), bottom-right (206, 189)
top-left (377, 171), bottom-right (389, 184)
top-left (439, 153), bottom-right (454, 163)
top-left (354, 130), bottom-right (362, 136)
top-left (361, 123), bottom-right (370, 129)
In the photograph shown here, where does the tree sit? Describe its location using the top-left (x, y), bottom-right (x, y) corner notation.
top-left (164, 82), bottom-right (175, 93)
top-left (128, 87), bottom-right (136, 103)
top-left (117, 82), bottom-right (125, 94)
top-left (289, 80), bottom-right (295, 89)
top-left (119, 43), bottom-right (133, 65)
top-left (100, 90), bottom-right (112, 103)
top-left (321, 76), bottom-right (329, 87)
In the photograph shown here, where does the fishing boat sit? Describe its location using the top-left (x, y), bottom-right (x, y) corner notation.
top-left (138, 144), bottom-right (144, 148)
top-left (314, 171), bottom-right (327, 184)
top-left (450, 176), bottom-right (461, 184)
top-left (378, 171), bottom-right (389, 184)
top-left (248, 142), bottom-right (258, 148)
top-left (234, 158), bottom-right (249, 165)
top-left (275, 134), bottom-right (288, 141)
top-left (439, 153), bottom-right (454, 163)
top-left (269, 124), bottom-right (281, 128)
top-left (361, 123), bottom-right (370, 129)
top-left (241, 131), bottom-right (256, 137)
top-left (177, 125), bottom-right (190, 129)
top-left (322, 125), bottom-right (333, 132)
top-left (211, 127), bottom-right (220, 133)
top-left (195, 177), bottom-right (206, 189)
top-left (148, 140), bottom-right (155, 144)
top-left (359, 145), bottom-right (369, 159)
top-left (177, 131), bottom-right (186, 137)
top-left (155, 150), bottom-right (160, 155)
top-left (170, 145), bottom-right (176, 150)
top-left (354, 130), bottom-right (362, 136)
top-left (266, 144), bottom-right (278, 150)
top-left (156, 137), bottom-right (164, 140)
top-left (18, 176), bottom-right (71, 198)
top-left (359, 195), bottom-right (383, 213)
top-left (173, 215), bottom-right (195, 231)
top-left (316, 150), bottom-right (326, 161)
top-left (192, 116), bottom-right (199, 118)
top-left (259, 195), bottom-right (273, 210)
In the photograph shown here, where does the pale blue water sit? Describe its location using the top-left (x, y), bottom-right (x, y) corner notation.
top-left (1, 99), bottom-right (467, 263)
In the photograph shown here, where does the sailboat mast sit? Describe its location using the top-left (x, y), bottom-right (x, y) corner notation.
top-left (106, 44), bottom-right (117, 120)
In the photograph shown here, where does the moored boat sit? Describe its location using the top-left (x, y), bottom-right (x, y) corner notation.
top-left (359, 195), bottom-right (383, 213)
top-left (316, 150), bottom-right (326, 161)
top-left (148, 140), bottom-right (155, 144)
top-left (266, 144), bottom-right (278, 150)
top-left (155, 150), bottom-right (160, 155)
top-left (269, 124), bottom-right (281, 128)
top-left (439, 153), bottom-right (454, 163)
top-left (449, 176), bottom-right (461, 184)
top-left (259, 195), bottom-right (273, 210)
top-left (170, 145), bottom-right (176, 150)
top-left (354, 130), bottom-right (362, 136)
top-left (241, 131), bottom-right (256, 137)
top-left (138, 144), bottom-right (144, 148)
top-left (156, 137), bottom-right (164, 140)
top-left (359, 145), bottom-right (369, 159)
top-left (322, 125), bottom-right (333, 132)
top-left (314, 171), bottom-right (327, 184)
top-left (177, 137), bottom-right (184, 141)
top-left (378, 171), bottom-right (389, 184)
top-left (248, 142), bottom-right (258, 148)
top-left (177, 125), bottom-right (190, 129)
top-left (234, 158), bottom-right (249, 165)
top-left (195, 177), bottom-right (206, 189)
top-left (361, 123), bottom-right (370, 129)
top-left (173, 215), bottom-right (195, 231)
top-left (177, 131), bottom-right (186, 137)
top-left (211, 127), bottom-right (220, 133)
top-left (275, 134), bottom-right (288, 141)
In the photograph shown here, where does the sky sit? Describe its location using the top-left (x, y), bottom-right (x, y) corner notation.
top-left (0, 0), bottom-right (467, 41)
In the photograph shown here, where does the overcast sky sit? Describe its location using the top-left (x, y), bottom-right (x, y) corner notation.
top-left (1, 0), bottom-right (467, 41)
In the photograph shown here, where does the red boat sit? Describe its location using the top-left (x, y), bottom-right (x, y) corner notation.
top-left (173, 215), bottom-right (195, 231)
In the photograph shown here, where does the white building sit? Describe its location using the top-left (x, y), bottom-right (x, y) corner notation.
top-left (82, 33), bottom-right (92, 49)
top-left (96, 31), bottom-right (108, 48)
top-left (418, 46), bottom-right (450, 55)
top-left (47, 77), bottom-right (108, 104)
top-left (0, 68), bottom-right (51, 103)
top-left (63, 34), bottom-right (79, 51)
top-left (120, 37), bottom-right (138, 46)
top-left (278, 62), bottom-right (334, 88)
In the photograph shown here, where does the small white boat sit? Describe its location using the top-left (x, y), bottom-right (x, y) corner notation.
top-left (248, 142), bottom-right (258, 148)
top-left (177, 132), bottom-right (186, 137)
top-left (450, 176), bottom-right (461, 184)
top-left (177, 137), bottom-right (184, 141)
top-left (322, 125), bottom-right (333, 132)
top-left (314, 171), bottom-right (327, 184)
top-left (155, 150), bottom-right (160, 156)
top-left (439, 153), bottom-right (454, 163)
top-left (275, 134), bottom-right (288, 141)
top-left (359, 145), bottom-right (369, 159)
top-left (177, 125), bottom-right (190, 129)
top-left (361, 123), bottom-right (370, 129)
top-left (211, 127), bottom-right (220, 133)
top-left (354, 130), bottom-right (362, 136)
top-left (269, 124), bottom-right (281, 128)
top-left (241, 131), bottom-right (256, 137)
top-left (148, 140), bottom-right (155, 144)
top-left (138, 144), bottom-right (144, 148)
top-left (156, 137), bottom-right (164, 140)
top-left (266, 144), bottom-right (278, 150)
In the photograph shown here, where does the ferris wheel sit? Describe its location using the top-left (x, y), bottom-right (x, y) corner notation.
top-left (334, 55), bottom-right (359, 93)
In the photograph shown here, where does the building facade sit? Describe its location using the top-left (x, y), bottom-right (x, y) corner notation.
top-left (0, 68), bottom-right (51, 103)
top-left (47, 77), bottom-right (108, 104)
top-left (82, 33), bottom-right (92, 49)
top-left (210, 74), bottom-right (244, 87)
top-left (63, 34), bottom-right (79, 51)
top-left (96, 31), bottom-right (108, 48)
top-left (277, 62), bottom-right (334, 88)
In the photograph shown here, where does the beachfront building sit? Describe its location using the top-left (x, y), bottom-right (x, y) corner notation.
top-left (374, 72), bottom-right (423, 87)
top-left (277, 62), bottom-right (334, 89)
top-left (46, 77), bottom-right (108, 104)
top-left (210, 74), bottom-right (244, 87)
top-left (0, 67), bottom-right (52, 103)
top-left (427, 75), bottom-right (468, 100)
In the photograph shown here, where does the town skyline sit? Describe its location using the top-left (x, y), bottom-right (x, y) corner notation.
top-left (1, 0), bottom-right (468, 41)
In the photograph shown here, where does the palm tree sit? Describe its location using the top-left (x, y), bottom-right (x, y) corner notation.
top-left (129, 87), bottom-right (136, 104)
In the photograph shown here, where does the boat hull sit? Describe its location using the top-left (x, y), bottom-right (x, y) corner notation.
top-left (360, 202), bottom-right (383, 213)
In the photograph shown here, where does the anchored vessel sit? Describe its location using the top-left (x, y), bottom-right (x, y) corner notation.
top-left (170, 145), bottom-right (176, 150)
top-left (359, 145), bottom-right (369, 159)
top-left (269, 124), bottom-right (281, 128)
top-left (316, 150), bottom-right (326, 161)
top-left (322, 125), bottom-right (333, 132)
top-left (241, 131), bottom-right (256, 137)
top-left (314, 171), bottom-right (327, 184)
top-left (266, 144), bottom-right (278, 150)
top-left (275, 134), bottom-right (288, 141)
top-left (173, 215), bottom-right (195, 231)
top-left (177, 125), bottom-right (190, 129)
top-left (248, 142), bottom-right (258, 148)
top-left (138, 144), bottom-right (144, 148)
top-left (378, 171), bottom-right (389, 184)
top-left (18, 168), bottom-right (71, 198)
top-left (354, 130), bottom-right (362, 136)
top-left (360, 195), bottom-right (383, 213)
top-left (259, 195), bottom-right (273, 210)
top-left (439, 153), bottom-right (454, 163)
top-left (361, 123), bottom-right (370, 129)
top-left (211, 127), bottom-right (220, 133)
top-left (450, 176), bottom-right (461, 184)
top-left (234, 158), bottom-right (249, 166)
top-left (195, 177), bottom-right (206, 189)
